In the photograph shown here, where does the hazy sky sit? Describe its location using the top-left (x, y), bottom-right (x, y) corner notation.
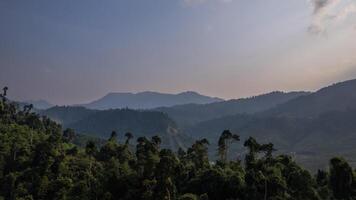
top-left (1, 0), bottom-right (356, 105)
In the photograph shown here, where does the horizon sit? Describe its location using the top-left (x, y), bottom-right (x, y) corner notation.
top-left (1, 0), bottom-right (356, 105)
top-left (5, 76), bottom-right (356, 106)
top-left (9, 79), bottom-right (344, 106)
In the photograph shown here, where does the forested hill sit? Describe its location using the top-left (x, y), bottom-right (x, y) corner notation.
top-left (2, 88), bottom-right (356, 200)
top-left (40, 106), bottom-right (97, 126)
top-left (262, 79), bottom-right (356, 118)
top-left (186, 79), bottom-right (356, 170)
top-left (156, 91), bottom-right (309, 127)
top-left (40, 106), bottom-right (190, 150)
top-left (81, 91), bottom-right (223, 110)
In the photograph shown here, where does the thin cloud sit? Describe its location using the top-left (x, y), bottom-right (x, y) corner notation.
top-left (308, 0), bottom-right (356, 34)
top-left (311, 0), bottom-right (335, 14)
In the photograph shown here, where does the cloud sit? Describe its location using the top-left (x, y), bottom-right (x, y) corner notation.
top-left (335, 4), bottom-right (356, 21)
top-left (311, 0), bottom-right (335, 14)
top-left (308, 0), bottom-right (356, 34)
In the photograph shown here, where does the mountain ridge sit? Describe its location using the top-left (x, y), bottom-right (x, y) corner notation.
top-left (81, 91), bottom-right (223, 110)
top-left (156, 91), bottom-right (310, 127)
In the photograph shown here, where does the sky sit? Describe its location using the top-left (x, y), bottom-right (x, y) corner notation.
top-left (1, 0), bottom-right (356, 105)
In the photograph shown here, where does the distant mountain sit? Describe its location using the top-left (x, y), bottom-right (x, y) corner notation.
top-left (263, 79), bottom-right (356, 118)
top-left (186, 109), bottom-right (356, 171)
top-left (25, 99), bottom-right (53, 109)
top-left (81, 91), bottom-right (223, 110)
top-left (40, 106), bottom-right (97, 126)
top-left (40, 106), bottom-right (192, 149)
top-left (156, 91), bottom-right (309, 127)
top-left (185, 79), bottom-right (356, 170)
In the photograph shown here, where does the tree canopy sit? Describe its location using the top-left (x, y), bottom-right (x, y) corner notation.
top-left (1, 88), bottom-right (356, 200)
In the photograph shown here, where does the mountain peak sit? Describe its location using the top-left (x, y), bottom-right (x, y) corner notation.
top-left (82, 91), bottom-right (223, 110)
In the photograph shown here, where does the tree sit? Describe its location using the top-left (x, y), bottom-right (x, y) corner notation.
top-left (244, 137), bottom-right (261, 169)
top-left (329, 157), bottom-right (354, 199)
top-left (86, 141), bottom-right (97, 164)
top-left (217, 130), bottom-right (240, 163)
top-left (152, 135), bottom-right (162, 147)
top-left (2, 86), bottom-right (8, 97)
top-left (109, 131), bottom-right (118, 142)
top-left (63, 128), bottom-right (76, 143)
top-left (187, 139), bottom-right (210, 170)
top-left (125, 132), bottom-right (133, 145)
top-left (259, 143), bottom-right (276, 160)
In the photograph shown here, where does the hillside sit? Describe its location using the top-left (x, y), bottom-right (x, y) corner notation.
top-left (263, 79), bottom-right (356, 118)
top-left (186, 109), bottom-right (356, 170)
top-left (186, 79), bottom-right (356, 170)
top-left (3, 87), bottom-right (352, 200)
top-left (40, 106), bottom-right (97, 126)
top-left (156, 91), bottom-right (309, 127)
top-left (81, 91), bottom-right (223, 110)
top-left (40, 106), bottom-right (191, 149)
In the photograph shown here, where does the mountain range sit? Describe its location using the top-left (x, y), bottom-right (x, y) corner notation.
top-left (185, 79), bottom-right (356, 170)
top-left (40, 106), bottom-right (191, 150)
top-left (37, 78), bottom-right (356, 170)
top-left (156, 91), bottom-right (309, 127)
top-left (81, 91), bottom-right (223, 110)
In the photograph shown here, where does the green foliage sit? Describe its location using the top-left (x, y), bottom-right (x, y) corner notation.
top-left (2, 89), bottom-right (356, 200)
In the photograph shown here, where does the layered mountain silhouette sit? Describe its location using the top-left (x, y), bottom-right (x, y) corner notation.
top-left (262, 79), bottom-right (356, 118)
top-left (185, 79), bottom-right (356, 170)
top-left (40, 106), bottom-right (191, 150)
top-left (156, 91), bottom-right (309, 127)
top-left (38, 78), bottom-right (356, 170)
top-left (81, 91), bottom-right (223, 110)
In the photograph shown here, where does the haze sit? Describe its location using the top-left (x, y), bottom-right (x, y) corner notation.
top-left (1, 0), bottom-right (356, 105)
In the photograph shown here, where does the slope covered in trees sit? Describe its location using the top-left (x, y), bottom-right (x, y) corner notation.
top-left (186, 79), bottom-right (356, 170)
top-left (40, 106), bottom-right (97, 126)
top-left (156, 91), bottom-right (309, 127)
top-left (262, 79), bottom-right (356, 118)
top-left (40, 106), bottom-right (191, 150)
top-left (2, 88), bottom-right (356, 200)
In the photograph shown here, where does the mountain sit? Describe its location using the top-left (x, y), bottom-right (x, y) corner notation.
top-left (40, 106), bottom-right (191, 149)
top-left (25, 99), bottom-right (53, 109)
top-left (187, 109), bottom-right (356, 170)
top-left (185, 79), bottom-right (356, 170)
top-left (40, 106), bottom-right (97, 126)
top-left (81, 91), bottom-right (223, 110)
top-left (156, 91), bottom-right (309, 127)
top-left (263, 79), bottom-right (356, 118)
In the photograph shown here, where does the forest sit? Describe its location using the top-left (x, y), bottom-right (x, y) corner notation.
top-left (1, 87), bottom-right (356, 200)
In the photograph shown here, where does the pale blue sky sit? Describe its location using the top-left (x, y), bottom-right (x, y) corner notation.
top-left (1, 0), bottom-right (356, 104)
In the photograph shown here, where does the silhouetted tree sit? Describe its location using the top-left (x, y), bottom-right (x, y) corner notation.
top-left (217, 130), bottom-right (240, 163)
